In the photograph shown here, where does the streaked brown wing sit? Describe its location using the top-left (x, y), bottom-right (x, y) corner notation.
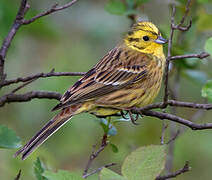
top-left (52, 46), bottom-right (148, 111)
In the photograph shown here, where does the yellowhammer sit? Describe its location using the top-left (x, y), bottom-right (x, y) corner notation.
top-left (15, 21), bottom-right (167, 160)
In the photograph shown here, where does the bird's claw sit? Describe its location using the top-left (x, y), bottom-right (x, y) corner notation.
top-left (128, 110), bottom-right (139, 125)
top-left (120, 111), bottom-right (128, 119)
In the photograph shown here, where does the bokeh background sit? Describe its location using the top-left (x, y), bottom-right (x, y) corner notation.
top-left (0, 0), bottom-right (212, 179)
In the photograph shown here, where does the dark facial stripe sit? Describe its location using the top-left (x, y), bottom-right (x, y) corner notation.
top-left (128, 37), bottom-right (140, 42)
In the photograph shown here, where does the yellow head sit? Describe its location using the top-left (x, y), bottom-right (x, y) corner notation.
top-left (124, 21), bottom-right (167, 56)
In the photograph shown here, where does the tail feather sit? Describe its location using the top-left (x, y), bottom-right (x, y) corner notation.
top-left (14, 108), bottom-right (73, 160)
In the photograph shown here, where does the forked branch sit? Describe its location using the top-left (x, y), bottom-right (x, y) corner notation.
top-left (0, 0), bottom-right (78, 84)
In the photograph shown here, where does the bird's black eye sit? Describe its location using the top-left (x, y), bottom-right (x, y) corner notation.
top-left (143, 36), bottom-right (149, 41)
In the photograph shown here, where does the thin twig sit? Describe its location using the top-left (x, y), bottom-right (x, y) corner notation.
top-left (82, 163), bottom-right (116, 179)
top-left (160, 122), bottom-right (168, 145)
top-left (0, 0), bottom-right (78, 85)
top-left (156, 161), bottom-right (190, 180)
top-left (139, 100), bottom-right (212, 111)
top-left (170, 52), bottom-right (210, 60)
top-left (10, 78), bottom-right (38, 93)
top-left (0, 91), bottom-right (61, 107)
top-left (163, 4), bottom-right (176, 107)
top-left (173, 0), bottom-right (192, 30)
top-left (22, 0), bottom-right (78, 25)
top-left (83, 133), bottom-right (108, 177)
top-left (14, 170), bottom-right (21, 180)
top-left (1, 70), bottom-right (85, 87)
top-left (0, 0), bottom-right (27, 83)
top-left (163, 0), bottom-right (193, 106)
top-left (166, 129), bottom-right (180, 145)
top-left (165, 69), bottom-right (180, 173)
top-left (136, 109), bottom-right (212, 130)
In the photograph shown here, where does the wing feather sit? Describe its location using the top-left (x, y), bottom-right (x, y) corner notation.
top-left (52, 46), bottom-right (149, 111)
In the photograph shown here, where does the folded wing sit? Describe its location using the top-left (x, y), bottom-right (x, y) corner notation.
top-left (52, 47), bottom-right (148, 111)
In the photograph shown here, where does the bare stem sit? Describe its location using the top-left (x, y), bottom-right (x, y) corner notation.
top-left (83, 133), bottom-right (108, 177)
top-left (170, 52), bottom-right (210, 61)
top-left (22, 0), bottom-right (78, 25)
top-left (0, 91), bottom-right (61, 107)
top-left (1, 70), bottom-right (85, 88)
top-left (0, 0), bottom-right (78, 85)
top-left (82, 163), bottom-right (116, 179)
top-left (156, 161), bottom-right (190, 180)
top-left (136, 109), bottom-right (212, 130)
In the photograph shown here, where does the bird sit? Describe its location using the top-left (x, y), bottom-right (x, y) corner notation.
top-left (15, 21), bottom-right (167, 160)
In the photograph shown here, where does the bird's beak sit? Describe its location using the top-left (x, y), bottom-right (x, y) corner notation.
top-left (154, 36), bottom-right (168, 44)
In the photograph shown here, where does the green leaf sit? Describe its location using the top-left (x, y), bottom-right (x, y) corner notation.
top-left (0, 125), bottom-right (21, 149)
top-left (99, 168), bottom-right (127, 180)
top-left (99, 118), bottom-right (110, 134)
top-left (202, 80), bottom-right (212, 103)
top-left (121, 145), bottom-right (166, 180)
top-left (105, 0), bottom-right (126, 15)
top-left (205, 37), bottom-right (212, 55)
top-left (110, 143), bottom-right (119, 153)
top-left (99, 118), bottom-right (117, 136)
top-left (34, 158), bottom-right (48, 180)
top-left (43, 170), bottom-right (84, 180)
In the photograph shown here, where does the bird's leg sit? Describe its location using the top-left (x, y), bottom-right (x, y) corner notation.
top-left (128, 110), bottom-right (139, 125)
top-left (120, 110), bottom-right (128, 119)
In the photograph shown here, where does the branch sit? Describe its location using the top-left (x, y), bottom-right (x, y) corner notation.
top-left (82, 163), bottom-right (116, 179)
top-left (83, 133), bottom-right (108, 177)
top-left (0, 91), bottom-right (61, 107)
top-left (166, 129), bottom-right (180, 145)
top-left (172, 0), bottom-right (192, 31)
top-left (0, 0), bottom-right (78, 85)
top-left (135, 109), bottom-right (212, 130)
top-left (14, 170), bottom-right (22, 180)
top-left (0, 0), bottom-right (28, 82)
top-left (22, 0), bottom-right (78, 25)
top-left (170, 52), bottom-right (210, 60)
top-left (162, 4), bottom-right (176, 106)
top-left (139, 100), bottom-right (212, 111)
top-left (160, 122), bottom-right (168, 145)
top-left (163, 0), bottom-right (192, 107)
top-left (10, 78), bottom-right (37, 94)
top-left (156, 161), bottom-right (190, 180)
top-left (1, 70), bottom-right (85, 87)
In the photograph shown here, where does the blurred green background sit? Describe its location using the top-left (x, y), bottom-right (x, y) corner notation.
top-left (0, 0), bottom-right (212, 179)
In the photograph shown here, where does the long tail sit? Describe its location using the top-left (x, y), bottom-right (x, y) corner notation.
top-left (14, 107), bottom-right (74, 160)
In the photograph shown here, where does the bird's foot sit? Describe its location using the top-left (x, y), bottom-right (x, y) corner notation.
top-left (127, 109), bottom-right (139, 125)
